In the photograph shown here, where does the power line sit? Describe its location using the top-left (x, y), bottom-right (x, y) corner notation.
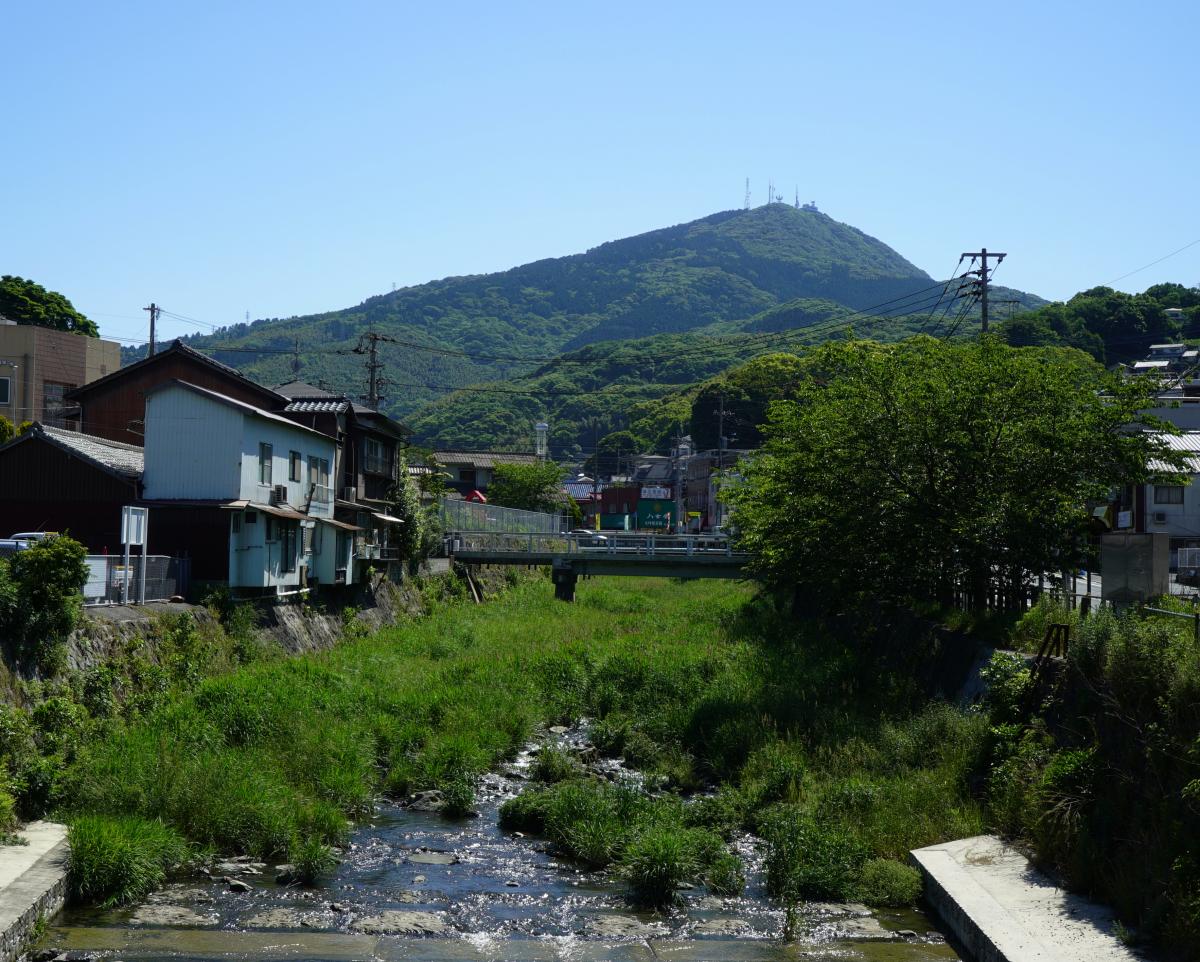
top-left (1103, 237), bottom-right (1200, 286)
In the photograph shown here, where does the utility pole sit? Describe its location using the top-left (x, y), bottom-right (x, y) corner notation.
top-left (960, 248), bottom-right (1007, 333)
top-left (143, 303), bottom-right (158, 357)
top-left (591, 420), bottom-right (601, 531)
top-left (714, 394), bottom-right (727, 529)
top-left (354, 331), bottom-right (394, 408)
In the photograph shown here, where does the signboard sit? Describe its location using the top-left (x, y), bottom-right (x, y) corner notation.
top-left (637, 500), bottom-right (673, 530)
top-left (121, 505), bottom-right (149, 546)
top-left (1117, 510), bottom-right (1132, 531)
top-left (640, 486), bottom-right (671, 500)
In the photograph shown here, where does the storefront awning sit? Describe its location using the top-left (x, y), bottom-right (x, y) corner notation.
top-left (221, 500), bottom-right (310, 522)
top-left (321, 517), bottom-right (363, 531)
top-left (371, 512), bottom-right (405, 525)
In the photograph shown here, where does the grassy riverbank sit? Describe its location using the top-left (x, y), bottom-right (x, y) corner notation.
top-left (8, 575), bottom-right (989, 909)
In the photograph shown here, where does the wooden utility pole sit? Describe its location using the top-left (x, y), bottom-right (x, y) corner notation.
top-left (143, 303), bottom-right (158, 356)
top-left (961, 249), bottom-right (1006, 332)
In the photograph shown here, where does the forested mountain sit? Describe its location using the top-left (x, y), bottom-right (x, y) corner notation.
top-left (160, 205), bottom-right (966, 402)
top-left (136, 202), bottom-right (1046, 453)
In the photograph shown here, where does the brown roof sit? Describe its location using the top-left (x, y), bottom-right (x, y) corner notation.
top-left (431, 449), bottom-right (540, 469)
top-left (68, 340), bottom-right (282, 406)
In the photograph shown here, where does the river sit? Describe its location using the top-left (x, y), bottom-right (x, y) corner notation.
top-left (39, 731), bottom-right (962, 962)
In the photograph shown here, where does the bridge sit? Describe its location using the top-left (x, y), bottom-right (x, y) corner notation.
top-left (448, 532), bottom-right (753, 600)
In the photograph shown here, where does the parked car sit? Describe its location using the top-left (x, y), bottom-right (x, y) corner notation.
top-left (8, 531), bottom-right (56, 542)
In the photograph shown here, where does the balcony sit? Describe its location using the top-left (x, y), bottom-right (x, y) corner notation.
top-left (310, 484), bottom-right (333, 505)
top-left (363, 454), bottom-right (395, 477)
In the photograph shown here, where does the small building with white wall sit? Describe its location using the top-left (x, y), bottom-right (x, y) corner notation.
top-left (142, 380), bottom-right (357, 595)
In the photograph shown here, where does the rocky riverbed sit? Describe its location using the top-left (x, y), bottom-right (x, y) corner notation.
top-left (36, 727), bottom-right (961, 962)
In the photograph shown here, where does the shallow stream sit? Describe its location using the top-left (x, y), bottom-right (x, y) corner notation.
top-left (40, 731), bottom-right (962, 962)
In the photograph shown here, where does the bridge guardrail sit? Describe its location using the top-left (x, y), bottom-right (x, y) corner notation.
top-left (449, 531), bottom-right (742, 558)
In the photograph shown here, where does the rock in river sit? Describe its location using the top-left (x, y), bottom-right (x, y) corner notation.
top-left (586, 915), bottom-right (668, 939)
top-left (405, 790), bottom-right (445, 812)
top-left (129, 905), bottom-right (216, 927)
top-left (351, 910), bottom-right (454, 936)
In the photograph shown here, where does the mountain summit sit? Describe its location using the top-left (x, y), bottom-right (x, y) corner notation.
top-left (177, 205), bottom-right (1032, 418)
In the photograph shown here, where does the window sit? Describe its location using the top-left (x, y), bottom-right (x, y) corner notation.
top-left (231, 513), bottom-right (242, 534)
top-left (364, 437), bottom-right (393, 476)
top-left (290, 450), bottom-right (301, 482)
top-left (0, 377), bottom-right (9, 406)
top-left (308, 455), bottom-right (331, 503)
top-left (259, 442), bottom-right (273, 485)
top-left (281, 523), bottom-right (297, 572)
top-left (265, 517), bottom-right (276, 541)
top-left (245, 510), bottom-right (258, 524)
top-left (42, 381), bottom-right (75, 428)
top-left (1155, 485), bottom-right (1185, 504)
top-left (460, 468), bottom-right (477, 486)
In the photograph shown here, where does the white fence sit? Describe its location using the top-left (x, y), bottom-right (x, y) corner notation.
top-left (440, 497), bottom-right (563, 534)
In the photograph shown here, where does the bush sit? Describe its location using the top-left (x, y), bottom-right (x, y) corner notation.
top-left (67, 815), bottom-right (187, 906)
top-left (5, 534), bottom-right (88, 672)
top-left (859, 858), bottom-right (922, 906)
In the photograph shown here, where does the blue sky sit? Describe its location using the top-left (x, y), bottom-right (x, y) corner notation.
top-left (4, 1), bottom-right (1198, 345)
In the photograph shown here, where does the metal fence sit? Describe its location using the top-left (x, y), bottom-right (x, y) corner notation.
top-left (440, 497), bottom-right (563, 534)
top-left (82, 555), bottom-right (191, 606)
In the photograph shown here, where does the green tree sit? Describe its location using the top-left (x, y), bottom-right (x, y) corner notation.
top-left (0, 276), bottom-right (99, 337)
top-left (690, 353), bottom-right (807, 450)
top-left (390, 452), bottom-right (437, 566)
top-left (0, 415), bottom-right (14, 445)
top-left (2, 534), bottom-right (89, 671)
top-left (488, 462), bottom-right (565, 513)
top-left (728, 336), bottom-right (1185, 611)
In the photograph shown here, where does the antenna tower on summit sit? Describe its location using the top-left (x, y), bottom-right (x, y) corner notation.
top-left (767, 179), bottom-right (773, 206)
top-left (744, 178), bottom-right (750, 210)
top-left (794, 187), bottom-right (799, 208)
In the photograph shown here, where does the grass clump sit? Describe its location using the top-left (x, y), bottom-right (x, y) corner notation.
top-left (66, 814), bottom-right (187, 907)
top-left (620, 827), bottom-right (703, 905)
top-left (288, 835), bottom-right (338, 886)
top-left (859, 858), bottom-right (923, 906)
top-left (530, 744), bottom-right (584, 784)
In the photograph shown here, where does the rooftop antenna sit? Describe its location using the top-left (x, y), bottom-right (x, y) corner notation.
top-left (743, 178), bottom-right (750, 210)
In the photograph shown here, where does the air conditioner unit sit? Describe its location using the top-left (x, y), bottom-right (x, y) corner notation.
top-left (342, 486), bottom-right (357, 502)
top-left (271, 484), bottom-right (288, 506)
top-left (1153, 511), bottom-right (1168, 525)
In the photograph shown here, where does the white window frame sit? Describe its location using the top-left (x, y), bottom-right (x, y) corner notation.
top-left (259, 442), bottom-right (273, 485)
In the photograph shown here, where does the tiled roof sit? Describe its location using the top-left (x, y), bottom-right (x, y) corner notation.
top-left (432, 449), bottom-right (540, 468)
top-left (274, 380), bottom-right (337, 399)
top-left (283, 399), bottom-right (352, 414)
top-left (40, 425), bottom-right (144, 477)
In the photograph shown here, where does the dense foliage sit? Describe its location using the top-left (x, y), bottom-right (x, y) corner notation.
top-left (729, 337), bottom-right (1184, 611)
top-left (997, 282), bottom-right (1200, 364)
top-left (0, 275), bottom-right (98, 336)
top-left (486, 462), bottom-right (566, 513)
top-left (689, 353), bottom-right (807, 450)
top-left (0, 534), bottom-right (89, 672)
top-left (984, 599), bottom-right (1200, 957)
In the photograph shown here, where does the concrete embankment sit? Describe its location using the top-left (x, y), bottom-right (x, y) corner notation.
top-left (911, 835), bottom-right (1147, 962)
top-left (0, 821), bottom-right (69, 962)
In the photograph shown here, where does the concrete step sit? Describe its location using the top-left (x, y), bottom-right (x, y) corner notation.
top-left (0, 820), bottom-right (70, 962)
top-left (911, 835), bottom-right (1149, 962)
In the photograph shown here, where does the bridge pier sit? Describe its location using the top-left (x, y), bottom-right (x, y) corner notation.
top-left (551, 561), bottom-right (578, 602)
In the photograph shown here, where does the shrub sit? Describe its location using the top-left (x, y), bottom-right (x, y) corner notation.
top-left (67, 815), bottom-right (187, 906)
top-left (859, 858), bottom-right (922, 906)
top-left (441, 776), bottom-right (475, 817)
top-left (499, 788), bottom-right (551, 834)
top-left (5, 534), bottom-right (88, 672)
top-left (703, 847), bottom-right (745, 896)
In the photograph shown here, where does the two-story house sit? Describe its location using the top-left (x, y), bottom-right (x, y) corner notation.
top-left (142, 380), bottom-right (357, 595)
top-left (432, 449), bottom-right (541, 496)
top-left (274, 381), bottom-right (409, 571)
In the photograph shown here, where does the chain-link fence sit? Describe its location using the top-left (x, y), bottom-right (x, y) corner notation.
top-left (440, 498), bottom-right (563, 534)
top-left (82, 555), bottom-right (192, 606)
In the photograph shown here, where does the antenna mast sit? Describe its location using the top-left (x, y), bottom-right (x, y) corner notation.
top-left (743, 178), bottom-right (751, 210)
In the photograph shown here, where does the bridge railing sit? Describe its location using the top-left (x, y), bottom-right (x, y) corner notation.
top-left (451, 531), bottom-right (743, 558)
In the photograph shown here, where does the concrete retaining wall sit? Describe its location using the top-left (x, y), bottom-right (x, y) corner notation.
top-left (0, 822), bottom-right (69, 962)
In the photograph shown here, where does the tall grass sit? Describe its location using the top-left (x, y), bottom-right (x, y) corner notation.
top-left (16, 576), bottom-right (987, 910)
